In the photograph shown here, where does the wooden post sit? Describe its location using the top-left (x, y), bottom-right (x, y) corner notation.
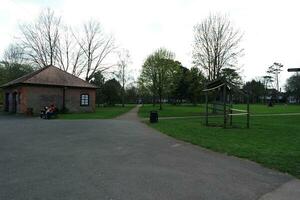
top-left (247, 94), bottom-right (250, 128)
top-left (205, 92), bottom-right (208, 126)
top-left (223, 84), bottom-right (227, 128)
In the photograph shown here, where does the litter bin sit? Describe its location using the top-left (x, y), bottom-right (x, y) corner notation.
top-left (150, 111), bottom-right (158, 123)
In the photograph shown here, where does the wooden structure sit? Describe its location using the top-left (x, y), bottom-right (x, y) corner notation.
top-left (203, 78), bottom-right (250, 128)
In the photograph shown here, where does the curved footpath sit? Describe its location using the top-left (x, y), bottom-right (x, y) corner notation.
top-left (0, 106), bottom-right (299, 200)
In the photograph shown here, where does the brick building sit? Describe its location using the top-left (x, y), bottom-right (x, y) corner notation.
top-left (1, 65), bottom-right (97, 114)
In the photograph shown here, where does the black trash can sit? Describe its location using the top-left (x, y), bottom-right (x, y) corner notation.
top-left (150, 111), bottom-right (158, 123)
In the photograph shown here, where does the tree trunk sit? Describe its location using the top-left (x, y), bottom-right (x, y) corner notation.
top-left (122, 88), bottom-right (125, 107)
top-left (152, 95), bottom-right (156, 107)
top-left (159, 94), bottom-right (162, 110)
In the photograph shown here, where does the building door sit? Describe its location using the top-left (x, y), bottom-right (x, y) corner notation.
top-left (4, 93), bottom-right (9, 112)
top-left (12, 92), bottom-right (17, 113)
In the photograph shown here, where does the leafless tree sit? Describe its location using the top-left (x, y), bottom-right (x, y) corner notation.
top-left (56, 26), bottom-right (85, 76)
top-left (74, 20), bottom-right (116, 81)
top-left (3, 44), bottom-right (25, 64)
top-left (116, 49), bottom-right (132, 107)
top-left (193, 13), bottom-right (243, 81)
top-left (19, 8), bottom-right (61, 67)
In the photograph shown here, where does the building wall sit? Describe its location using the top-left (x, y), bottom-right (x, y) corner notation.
top-left (26, 86), bottom-right (64, 113)
top-left (65, 88), bottom-right (96, 113)
top-left (3, 86), bottom-right (27, 113)
top-left (3, 85), bottom-right (96, 114)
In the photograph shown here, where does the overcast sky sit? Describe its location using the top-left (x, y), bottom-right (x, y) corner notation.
top-left (1, 0), bottom-right (300, 89)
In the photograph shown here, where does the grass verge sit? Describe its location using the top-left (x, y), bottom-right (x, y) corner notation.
top-left (139, 103), bottom-right (300, 118)
top-left (58, 105), bottom-right (135, 119)
top-left (141, 104), bottom-right (300, 178)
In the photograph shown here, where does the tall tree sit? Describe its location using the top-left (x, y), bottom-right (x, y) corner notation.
top-left (74, 20), bottom-right (116, 81)
top-left (169, 64), bottom-right (189, 103)
top-left (18, 8), bottom-right (115, 79)
top-left (3, 44), bottom-right (25, 65)
top-left (193, 13), bottom-right (243, 81)
top-left (56, 26), bottom-right (85, 76)
top-left (267, 62), bottom-right (283, 92)
top-left (90, 71), bottom-right (105, 106)
top-left (0, 62), bottom-right (34, 104)
top-left (139, 54), bottom-right (158, 106)
top-left (116, 49), bottom-right (131, 107)
top-left (187, 67), bottom-right (206, 105)
top-left (221, 67), bottom-right (242, 86)
top-left (139, 48), bottom-right (176, 110)
top-left (125, 84), bottom-right (138, 104)
top-left (102, 78), bottom-right (121, 106)
top-left (243, 80), bottom-right (265, 103)
top-left (19, 8), bottom-right (61, 67)
top-left (285, 74), bottom-right (300, 103)
top-left (1, 45), bottom-right (35, 84)
top-left (262, 75), bottom-right (274, 103)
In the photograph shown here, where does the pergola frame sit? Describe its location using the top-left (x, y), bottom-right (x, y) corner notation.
top-left (203, 78), bottom-right (250, 128)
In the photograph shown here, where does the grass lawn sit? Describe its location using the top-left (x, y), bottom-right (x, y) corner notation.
top-left (140, 104), bottom-right (300, 178)
top-left (234, 104), bottom-right (300, 114)
top-left (58, 104), bottom-right (135, 119)
top-left (139, 103), bottom-right (300, 118)
top-left (138, 104), bottom-right (205, 118)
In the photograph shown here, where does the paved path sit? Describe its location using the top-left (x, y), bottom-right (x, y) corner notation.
top-left (0, 108), bottom-right (299, 200)
top-left (115, 105), bottom-right (141, 121)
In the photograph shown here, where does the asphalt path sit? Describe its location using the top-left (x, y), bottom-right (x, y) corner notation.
top-left (0, 108), bottom-right (298, 200)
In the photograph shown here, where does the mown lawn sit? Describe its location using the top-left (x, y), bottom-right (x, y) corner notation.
top-left (59, 105), bottom-right (135, 119)
top-left (139, 103), bottom-right (300, 118)
top-left (138, 104), bottom-right (205, 118)
top-left (148, 115), bottom-right (300, 178)
top-left (140, 104), bottom-right (300, 178)
top-left (234, 104), bottom-right (300, 114)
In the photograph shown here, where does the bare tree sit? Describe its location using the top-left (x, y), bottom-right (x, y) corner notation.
top-left (56, 26), bottom-right (85, 76)
top-left (19, 8), bottom-right (61, 67)
top-left (262, 75), bottom-right (274, 103)
top-left (74, 20), bottom-right (116, 81)
top-left (116, 49), bottom-right (131, 107)
top-left (193, 13), bottom-right (243, 81)
top-left (3, 44), bottom-right (25, 64)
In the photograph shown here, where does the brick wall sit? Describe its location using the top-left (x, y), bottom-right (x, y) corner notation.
top-left (26, 86), bottom-right (64, 113)
top-left (65, 88), bottom-right (96, 113)
top-left (3, 85), bottom-right (96, 114)
top-left (3, 86), bottom-right (27, 113)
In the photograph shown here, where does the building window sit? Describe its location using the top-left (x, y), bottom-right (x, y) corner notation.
top-left (80, 94), bottom-right (89, 106)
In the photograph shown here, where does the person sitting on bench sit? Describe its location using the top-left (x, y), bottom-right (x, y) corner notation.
top-left (46, 104), bottom-right (56, 119)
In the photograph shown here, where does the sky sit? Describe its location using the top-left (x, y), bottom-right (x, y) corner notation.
top-left (1, 0), bottom-right (300, 89)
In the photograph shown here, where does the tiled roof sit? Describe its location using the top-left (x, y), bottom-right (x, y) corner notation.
top-left (1, 65), bottom-right (97, 88)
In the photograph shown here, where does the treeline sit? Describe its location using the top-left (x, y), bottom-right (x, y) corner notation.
top-left (0, 62), bottom-right (35, 103)
top-left (90, 72), bottom-right (138, 106)
top-left (1, 9), bottom-right (300, 107)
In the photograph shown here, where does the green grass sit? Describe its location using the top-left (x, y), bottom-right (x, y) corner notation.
top-left (58, 104), bottom-right (135, 119)
top-left (144, 106), bottom-right (300, 178)
top-left (234, 104), bottom-right (300, 114)
top-left (151, 116), bottom-right (300, 178)
top-left (139, 103), bottom-right (300, 118)
top-left (138, 104), bottom-right (205, 118)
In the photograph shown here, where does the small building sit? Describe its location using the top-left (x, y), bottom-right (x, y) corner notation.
top-left (1, 65), bottom-right (97, 114)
